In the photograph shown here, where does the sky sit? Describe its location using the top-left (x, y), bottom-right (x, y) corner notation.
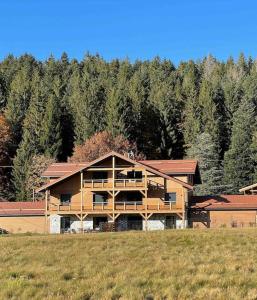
top-left (0, 0), bottom-right (257, 64)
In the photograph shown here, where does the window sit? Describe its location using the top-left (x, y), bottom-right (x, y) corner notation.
top-left (127, 171), bottom-right (142, 179)
top-left (60, 194), bottom-right (71, 206)
top-left (93, 193), bottom-right (108, 204)
top-left (92, 172), bottom-right (108, 180)
top-left (61, 217), bottom-right (70, 230)
top-left (165, 193), bottom-right (176, 204)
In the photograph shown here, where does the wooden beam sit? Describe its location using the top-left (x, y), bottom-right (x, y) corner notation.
top-left (139, 190), bottom-right (146, 197)
top-left (80, 171), bottom-right (84, 233)
top-left (44, 189), bottom-right (48, 234)
top-left (114, 213), bottom-right (120, 220)
top-left (115, 190), bottom-right (120, 197)
top-left (146, 213), bottom-right (153, 220)
top-left (112, 156), bottom-right (115, 214)
top-left (107, 190), bottom-right (113, 197)
top-left (82, 213), bottom-right (88, 220)
top-left (107, 213), bottom-right (114, 221)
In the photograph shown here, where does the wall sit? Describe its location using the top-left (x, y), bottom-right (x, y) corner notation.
top-left (47, 156), bottom-right (188, 212)
top-left (49, 215), bottom-right (61, 233)
top-left (189, 210), bottom-right (257, 228)
top-left (0, 216), bottom-right (46, 233)
top-left (143, 215), bottom-right (165, 231)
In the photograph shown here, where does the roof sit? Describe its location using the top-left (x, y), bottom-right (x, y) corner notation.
top-left (139, 160), bottom-right (197, 174)
top-left (37, 151), bottom-right (193, 192)
top-left (0, 201), bottom-right (45, 216)
top-left (43, 160), bottom-right (198, 178)
top-left (42, 162), bottom-right (88, 177)
top-left (190, 195), bottom-right (257, 210)
top-left (239, 182), bottom-right (257, 193)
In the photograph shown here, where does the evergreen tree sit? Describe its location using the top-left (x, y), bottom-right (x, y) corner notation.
top-left (224, 99), bottom-right (256, 192)
top-left (5, 66), bottom-right (32, 151)
top-left (106, 61), bottom-right (134, 139)
top-left (188, 132), bottom-right (225, 195)
top-left (40, 81), bottom-right (62, 159)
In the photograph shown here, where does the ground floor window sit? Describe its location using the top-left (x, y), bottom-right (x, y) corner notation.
top-left (127, 215), bottom-right (143, 230)
top-left (93, 216), bottom-right (108, 230)
top-left (165, 216), bottom-right (176, 229)
top-left (61, 217), bottom-right (70, 231)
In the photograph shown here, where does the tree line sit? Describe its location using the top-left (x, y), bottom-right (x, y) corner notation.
top-left (0, 52), bottom-right (256, 200)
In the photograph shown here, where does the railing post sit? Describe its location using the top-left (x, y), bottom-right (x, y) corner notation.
top-left (134, 202), bottom-right (136, 210)
top-left (158, 202), bottom-right (160, 210)
top-left (123, 202), bottom-right (125, 210)
top-left (102, 202), bottom-right (104, 210)
top-left (124, 179), bottom-right (125, 187)
top-left (169, 202), bottom-right (171, 210)
top-left (91, 180), bottom-right (93, 189)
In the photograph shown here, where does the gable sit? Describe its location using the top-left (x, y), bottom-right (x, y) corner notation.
top-left (36, 151), bottom-right (193, 192)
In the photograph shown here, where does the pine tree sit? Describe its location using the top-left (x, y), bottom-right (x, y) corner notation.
top-left (106, 61), bottom-right (134, 139)
top-left (188, 132), bottom-right (226, 195)
top-left (180, 61), bottom-right (201, 148)
top-left (5, 66), bottom-right (32, 151)
top-left (224, 99), bottom-right (256, 192)
top-left (40, 83), bottom-right (62, 159)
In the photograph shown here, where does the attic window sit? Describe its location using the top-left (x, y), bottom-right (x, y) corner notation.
top-left (60, 194), bottom-right (71, 205)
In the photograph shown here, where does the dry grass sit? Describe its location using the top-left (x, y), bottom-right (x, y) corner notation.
top-left (1, 229), bottom-right (257, 299)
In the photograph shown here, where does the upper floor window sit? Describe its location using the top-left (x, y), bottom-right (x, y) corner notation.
top-left (93, 193), bottom-right (108, 204)
top-left (92, 171), bottom-right (108, 180)
top-left (60, 194), bottom-right (71, 206)
top-left (127, 171), bottom-right (142, 179)
top-left (165, 192), bottom-right (176, 204)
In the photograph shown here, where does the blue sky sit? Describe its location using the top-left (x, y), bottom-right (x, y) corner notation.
top-left (0, 0), bottom-right (256, 64)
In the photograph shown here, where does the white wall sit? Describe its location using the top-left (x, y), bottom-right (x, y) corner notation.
top-left (143, 215), bottom-right (165, 231)
top-left (70, 216), bottom-right (93, 232)
top-left (176, 219), bottom-right (188, 229)
top-left (49, 215), bottom-right (61, 234)
top-left (49, 215), bottom-right (94, 233)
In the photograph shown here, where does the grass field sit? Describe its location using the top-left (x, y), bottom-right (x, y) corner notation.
top-left (1, 229), bottom-right (257, 300)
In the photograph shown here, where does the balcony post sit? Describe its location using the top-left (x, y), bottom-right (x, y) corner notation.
top-left (44, 189), bottom-right (49, 234)
top-left (80, 171), bottom-right (84, 233)
top-left (112, 155), bottom-right (115, 215)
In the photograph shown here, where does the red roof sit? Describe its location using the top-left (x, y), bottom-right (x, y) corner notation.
top-left (0, 201), bottom-right (45, 216)
top-left (43, 159), bottom-right (198, 178)
top-left (139, 160), bottom-right (197, 174)
top-left (37, 151), bottom-right (193, 192)
top-left (42, 163), bottom-right (88, 177)
top-left (190, 195), bottom-right (257, 210)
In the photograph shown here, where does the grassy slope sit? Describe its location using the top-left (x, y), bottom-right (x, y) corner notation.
top-left (1, 229), bottom-right (257, 300)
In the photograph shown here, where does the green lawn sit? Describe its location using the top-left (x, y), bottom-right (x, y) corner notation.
top-left (1, 229), bottom-right (257, 299)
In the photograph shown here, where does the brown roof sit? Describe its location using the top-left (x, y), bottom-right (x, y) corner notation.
top-left (0, 201), bottom-right (45, 216)
top-left (139, 160), bottom-right (197, 174)
top-left (43, 160), bottom-right (198, 178)
top-left (190, 195), bottom-right (257, 210)
top-left (42, 163), bottom-right (88, 177)
top-left (37, 151), bottom-right (193, 192)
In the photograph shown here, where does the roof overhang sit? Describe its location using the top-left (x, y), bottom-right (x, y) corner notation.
top-left (36, 151), bottom-right (193, 192)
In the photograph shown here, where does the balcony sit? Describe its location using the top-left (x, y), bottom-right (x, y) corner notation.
top-left (48, 201), bottom-right (181, 213)
top-left (83, 178), bottom-right (146, 190)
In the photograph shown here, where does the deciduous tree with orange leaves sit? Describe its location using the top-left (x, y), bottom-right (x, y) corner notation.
top-left (69, 131), bottom-right (145, 162)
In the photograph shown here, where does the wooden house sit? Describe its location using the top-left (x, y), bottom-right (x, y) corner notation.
top-left (36, 151), bottom-right (200, 233)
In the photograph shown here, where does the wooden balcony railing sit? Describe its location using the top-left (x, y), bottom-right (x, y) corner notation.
top-left (48, 201), bottom-right (180, 212)
top-left (83, 178), bottom-right (145, 189)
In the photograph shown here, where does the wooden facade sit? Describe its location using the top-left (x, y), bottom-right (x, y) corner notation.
top-left (37, 151), bottom-right (196, 232)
